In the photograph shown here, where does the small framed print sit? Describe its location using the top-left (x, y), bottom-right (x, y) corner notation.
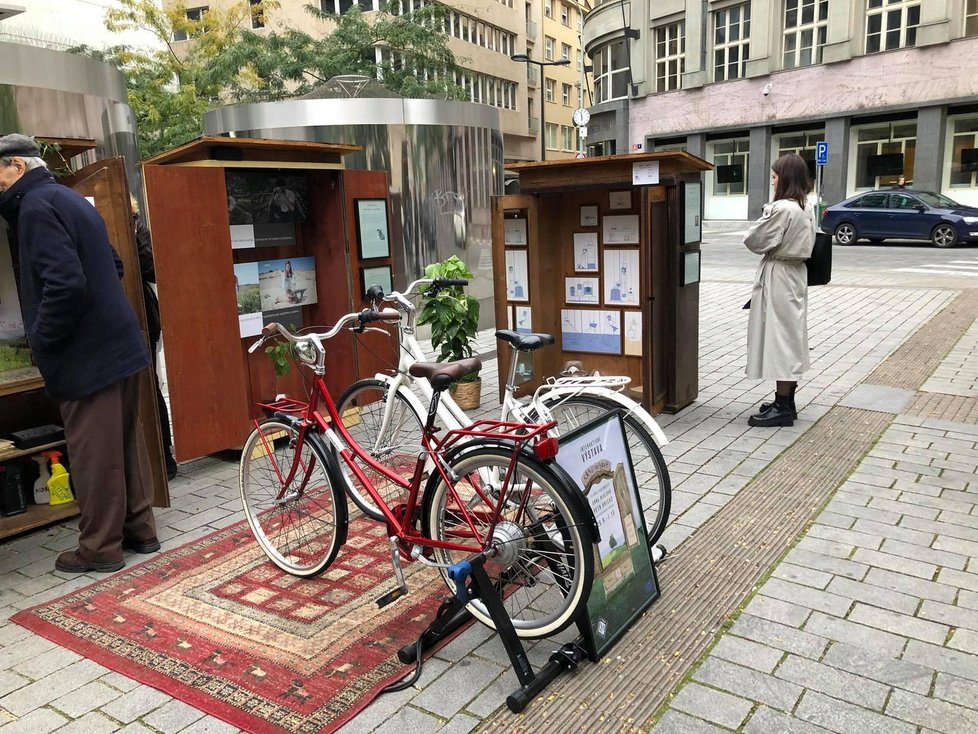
top-left (505, 249), bottom-right (529, 301)
top-left (566, 277), bottom-right (599, 304)
top-left (609, 190), bottom-right (631, 210)
top-left (361, 264), bottom-right (393, 298)
top-left (355, 199), bottom-right (390, 259)
top-left (580, 205), bottom-right (598, 227)
top-left (504, 217), bottom-right (528, 245)
top-left (681, 250), bottom-right (701, 287)
top-left (573, 233), bottom-right (599, 272)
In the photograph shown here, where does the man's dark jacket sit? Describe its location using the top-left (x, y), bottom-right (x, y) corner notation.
top-left (0, 167), bottom-right (149, 401)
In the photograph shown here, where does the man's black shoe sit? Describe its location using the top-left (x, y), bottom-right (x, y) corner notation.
top-left (122, 536), bottom-right (162, 554)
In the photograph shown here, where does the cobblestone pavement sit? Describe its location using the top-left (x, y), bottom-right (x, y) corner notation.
top-left (0, 239), bottom-right (976, 733)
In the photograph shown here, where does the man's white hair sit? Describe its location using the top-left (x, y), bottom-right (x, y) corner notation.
top-left (0, 155), bottom-right (47, 171)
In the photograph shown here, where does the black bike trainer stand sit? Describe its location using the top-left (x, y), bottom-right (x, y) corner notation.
top-left (397, 552), bottom-right (591, 713)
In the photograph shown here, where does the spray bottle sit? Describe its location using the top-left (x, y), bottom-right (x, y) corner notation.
top-left (31, 455), bottom-right (51, 504)
top-left (44, 451), bottom-right (72, 506)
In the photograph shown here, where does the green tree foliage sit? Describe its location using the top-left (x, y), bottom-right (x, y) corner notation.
top-left (80, 0), bottom-right (466, 158)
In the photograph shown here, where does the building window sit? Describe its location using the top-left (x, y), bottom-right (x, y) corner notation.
top-left (173, 6), bottom-right (207, 42)
top-left (562, 83), bottom-right (571, 105)
top-left (712, 139), bottom-right (750, 196)
top-left (561, 43), bottom-right (571, 60)
top-left (545, 36), bottom-right (555, 60)
top-left (562, 125), bottom-right (575, 151)
top-left (967, 0), bottom-right (978, 35)
top-left (593, 40), bottom-right (629, 103)
top-left (561, 3), bottom-right (570, 26)
top-left (714, 3), bottom-right (751, 82)
top-left (655, 21), bottom-right (685, 92)
top-left (546, 78), bottom-right (556, 102)
top-left (546, 122), bottom-right (559, 150)
top-left (950, 117), bottom-right (978, 188)
top-left (853, 122), bottom-right (916, 189)
top-left (783, 0), bottom-right (827, 68)
top-left (866, 0), bottom-right (920, 54)
top-left (545, 0), bottom-right (554, 18)
top-left (776, 131), bottom-right (824, 183)
top-left (250, 0), bottom-right (265, 29)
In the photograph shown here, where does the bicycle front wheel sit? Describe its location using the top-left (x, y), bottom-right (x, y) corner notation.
top-left (336, 378), bottom-right (425, 520)
top-left (535, 394), bottom-right (671, 545)
top-left (421, 447), bottom-right (594, 639)
top-left (239, 419), bottom-right (345, 577)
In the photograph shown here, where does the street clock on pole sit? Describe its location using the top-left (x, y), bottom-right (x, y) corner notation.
top-left (572, 107), bottom-right (591, 127)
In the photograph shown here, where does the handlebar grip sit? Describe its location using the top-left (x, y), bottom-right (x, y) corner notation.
top-left (262, 322), bottom-right (281, 337)
top-left (358, 308), bottom-right (401, 324)
top-left (365, 284), bottom-right (386, 301)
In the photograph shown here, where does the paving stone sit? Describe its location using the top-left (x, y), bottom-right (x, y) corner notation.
top-left (99, 686), bottom-right (171, 724)
top-left (864, 567), bottom-right (957, 604)
top-left (11, 646), bottom-right (82, 681)
top-left (933, 672), bottom-right (978, 708)
top-left (140, 699), bottom-right (205, 733)
top-left (691, 657), bottom-right (802, 712)
top-left (851, 518), bottom-right (935, 548)
top-left (649, 709), bottom-right (730, 734)
top-left (804, 611), bottom-right (907, 658)
top-left (948, 628), bottom-right (978, 655)
top-left (710, 635), bottom-right (784, 674)
top-left (49, 711), bottom-right (120, 734)
top-left (795, 537), bottom-right (856, 560)
top-left (50, 681), bottom-right (121, 718)
top-left (933, 535), bottom-right (978, 558)
top-left (919, 599), bottom-right (978, 634)
top-left (783, 548), bottom-right (869, 581)
top-left (936, 568), bottom-right (978, 594)
top-left (885, 687), bottom-right (978, 734)
top-left (671, 681), bottom-right (752, 729)
top-left (436, 711), bottom-right (478, 734)
top-left (371, 705), bottom-right (444, 734)
top-left (824, 576), bottom-right (919, 616)
top-left (175, 713), bottom-right (249, 733)
top-left (0, 659), bottom-right (107, 717)
top-left (822, 642), bottom-right (933, 695)
top-left (771, 563), bottom-right (832, 590)
top-left (0, 672), bottom-right (27, 699)
top-left (774, 654), bottom-right (890, 710)
top-left (411, 657), bottom-right (504, 719)
top-left (878, 538), bottom-right (968, 571)
top-left (903, 639), bottom-right (978, 683)
top-left (758, 578), bottom-right (853, 617)
top-left (730, 615), bottom-right (829, 660)
top-left (743, 594), bottom-right (812, 628)
top-left (795, 690), bottom-right (915, 734)
top-left (742, 705), bottom-right (833, 733)
top-left (848, 603), bottom-right (949, 645)
top-left (866, 497), bottom-right (940, 521)
top-left (115, 722), bottom-right (155, 734)
top-left (851, 548), bottom-right (937, 580)
top-left (0, 707), bottom-right (68, 734)
top-left (807, 524), bottom-right (882, 551)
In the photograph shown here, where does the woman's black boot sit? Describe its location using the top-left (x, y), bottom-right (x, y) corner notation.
top-left (758, 392), bottom-right (798, 419)
top-left (749, 393), bottom-right (795, 427)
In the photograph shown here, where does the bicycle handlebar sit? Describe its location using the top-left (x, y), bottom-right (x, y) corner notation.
top-left (370, 277), bottom-right (471, 314)
top-left (247, 308), bottom-right (400, 354)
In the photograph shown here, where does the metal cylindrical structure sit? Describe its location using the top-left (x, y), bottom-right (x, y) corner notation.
top-left (203, 97), bottom-right (504, 325)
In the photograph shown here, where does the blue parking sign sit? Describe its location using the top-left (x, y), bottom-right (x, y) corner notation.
top-left (816, 141), bottom-right (829, 166)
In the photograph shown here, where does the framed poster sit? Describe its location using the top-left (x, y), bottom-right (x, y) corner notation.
top-left (623, 311), bottom-right (642, 356)
top-left (555, 412), bottom-right (660, 658)
top-left (566, 277), bottom-right (599, 304)
top-left (603, 249), bottom-right (640, 306)
top-left (682, 251), bottom-right (701, 287)
top-left (259, 257), bottom-right (318, 310)
top-left (355, 199), bottom-right (391, 259)
top-left (580, 205), bottom-right (599, 227)
top-left (684, 181), bottom-right (702, 244)
top-left (561, 309), bottom-right (621, 355)
top-left (505, 249), bottom-right (529, 301)
top-left (233, 262), bottom-right (262, 338)
top-left (504, 217), bottom-right (528, 245)
top-left (514, 305), bottom-right (532, 334)
top-left (361, 265), bottom-right (393, 298)
top-left (573, 233), bottom-right (599, 272)
top-left (609, 191), bottom-right (631, 210)
top-left (602, 215), bottom-right (639, 244)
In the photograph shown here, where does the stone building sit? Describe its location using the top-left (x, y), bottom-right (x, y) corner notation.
top-left (583, 0), bottom-right (978, 219)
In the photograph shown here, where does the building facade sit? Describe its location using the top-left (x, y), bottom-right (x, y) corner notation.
top-left (165, 0), bottom-right (592, 162)
top-left (583, 0), bottom-right (978, 219)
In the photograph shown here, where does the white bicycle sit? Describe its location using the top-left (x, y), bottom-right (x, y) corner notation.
top-left (336, 277), bottom-right (672, 545)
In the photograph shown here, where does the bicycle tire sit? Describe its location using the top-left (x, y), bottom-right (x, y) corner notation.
top-left (239, 419), bottom-right (345, 577)
top-left (534, 393), bottom-right (671, 546)
top-left (335, 378), bottom-right (426, 521)
top-left (421, 446), bottom-right (594, 639)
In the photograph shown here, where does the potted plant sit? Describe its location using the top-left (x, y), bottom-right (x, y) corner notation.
top-left (417, 256), bottom-right (481, 409)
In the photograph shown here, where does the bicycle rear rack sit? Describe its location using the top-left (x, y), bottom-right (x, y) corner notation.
top-left (256, 397), bottom-right (308, 418)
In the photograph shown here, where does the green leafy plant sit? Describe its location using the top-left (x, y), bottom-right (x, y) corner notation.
top-left (265, 341), bottom-right (292, 377)
top-left (417, 256), bottom-right (480, 382)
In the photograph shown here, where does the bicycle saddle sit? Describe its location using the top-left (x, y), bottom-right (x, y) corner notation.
top-left (495, 330), bottom-right (556, 352)
top-left (409, 357), bottom-right (482, 392)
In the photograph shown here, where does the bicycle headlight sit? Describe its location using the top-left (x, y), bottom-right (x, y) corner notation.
top-left (293, 341), bottom-right (318, 366)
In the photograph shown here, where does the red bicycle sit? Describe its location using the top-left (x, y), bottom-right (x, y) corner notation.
top-left (239, 307), bottom-right (595, 638)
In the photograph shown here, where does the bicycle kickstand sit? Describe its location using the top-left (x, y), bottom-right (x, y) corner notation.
top-left (376, 537), bottom-right (410, 609)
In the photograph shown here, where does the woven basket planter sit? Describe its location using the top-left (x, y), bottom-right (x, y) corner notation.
top-left (451, 379), bottom-right (482, 410)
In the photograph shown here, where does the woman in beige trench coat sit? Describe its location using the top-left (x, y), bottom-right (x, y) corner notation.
top-left (744, 153), bottom-right (816, 427)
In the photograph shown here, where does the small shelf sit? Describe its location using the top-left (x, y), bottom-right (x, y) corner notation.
top-left (0, 501), bottom-right (79, 539)
top-left (0, 439), bottom-right (67, 463)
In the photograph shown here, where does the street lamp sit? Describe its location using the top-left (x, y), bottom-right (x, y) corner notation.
top-left (511, 53), bottom-right (571, 162)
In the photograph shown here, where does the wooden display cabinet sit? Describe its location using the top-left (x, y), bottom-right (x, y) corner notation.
top-left (1, 145), bottom-right (170, 539)
top-left (142, 137), bottom-right (398, 461)
top-left (492, 152), bottom-right (711, 414)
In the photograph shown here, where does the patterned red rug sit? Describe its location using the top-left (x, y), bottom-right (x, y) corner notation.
top-left (12, 517), bottom-right (458, 734)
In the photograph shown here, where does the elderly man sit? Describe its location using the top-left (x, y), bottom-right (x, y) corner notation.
top-left (0, 133), bottom-right (158, 572)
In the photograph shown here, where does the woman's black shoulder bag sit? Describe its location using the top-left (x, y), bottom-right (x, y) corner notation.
top-left (807, 230), bottom-right (832, 286)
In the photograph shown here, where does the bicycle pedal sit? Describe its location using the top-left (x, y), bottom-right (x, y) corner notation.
top-left (376, 585), bottom-right (408, 609)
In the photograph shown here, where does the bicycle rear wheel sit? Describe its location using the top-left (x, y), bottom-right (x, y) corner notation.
top-left (421, 446), bottom-right (594, 639)
top-left (239, 419), bottom-right (345, 577)
top-left (336, 378), bottom-right (425, 520)
top-left (535, 393), bottom-right (671, 545)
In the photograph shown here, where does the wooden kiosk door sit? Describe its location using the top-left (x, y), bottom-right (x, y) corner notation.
top-left (142, 165), bottom-right (250, 462)
top-left (63, 159), bottom-right (170, 507)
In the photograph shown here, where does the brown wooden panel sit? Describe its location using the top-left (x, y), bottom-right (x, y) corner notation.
top-left (65, 159), bottom-right (170, 506)
top-left (143, 165), bottom-right (251, 461)
top-left (143, 136), bottom-right (360, 167)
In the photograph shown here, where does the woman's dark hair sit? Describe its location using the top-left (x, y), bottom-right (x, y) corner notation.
top-left (772, 153), bottom-right (812, 209)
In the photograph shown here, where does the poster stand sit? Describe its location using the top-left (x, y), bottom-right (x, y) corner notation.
top-left (397, 551), bottom-right (592, 713)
